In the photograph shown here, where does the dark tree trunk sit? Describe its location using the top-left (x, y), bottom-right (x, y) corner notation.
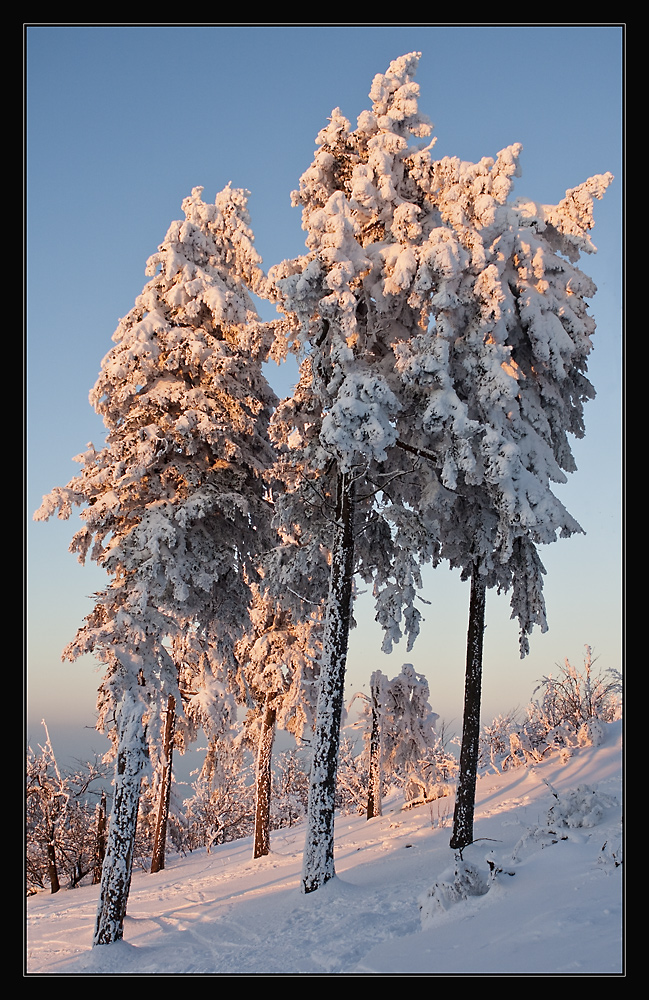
top-left (450, 568), bottom-right (487, 852)
top-left (93, 693), bottom-right (147, 947)
top-left (367, 675), bottom-right (382, 820)
top-left (253, 695), bottom-right (277, 859)
top-left (93, 790), bottom-right (108, 884)
top-left (150, 695), bottom-right (176, 874)
top-left (301, 469), bottom-right (355, 893)
top-left (46, 827), bottom-right (60, 894)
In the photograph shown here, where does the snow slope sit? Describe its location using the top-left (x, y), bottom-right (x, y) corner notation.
top-left (26, 721), bottom-right (623, 976)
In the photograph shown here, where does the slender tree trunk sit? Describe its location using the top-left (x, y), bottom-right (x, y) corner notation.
top-left (450, 568), bottom-right (487, 852)
top-left (150, 695), bottom-right (176, 874)
top-left (46, 824), bottom-right (60, 894)
top-left (367, 674), bottom-right (382, 820)
top-left (253, 695), bottom-right (277, 859)
top-left (301, 469), bottom-right (355, 893)
top-left (93, 790), bottom-right (108, 884)
top-left (93, 693), bottom-right (147, 947)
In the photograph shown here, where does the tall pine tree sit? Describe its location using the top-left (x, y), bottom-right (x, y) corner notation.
top-left (267, 53), bottom-right (467, 892)
top-left (34, 184), bottom-right (279, 942)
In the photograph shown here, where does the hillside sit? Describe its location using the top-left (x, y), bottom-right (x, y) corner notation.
top-left (26, 719), bottom-right (623, 976)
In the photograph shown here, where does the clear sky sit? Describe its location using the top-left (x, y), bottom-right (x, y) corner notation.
top-left (26, 24), bottom-right (623, 768)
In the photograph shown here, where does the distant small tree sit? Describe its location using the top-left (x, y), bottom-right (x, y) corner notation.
top-left (26, 724), bottom-right (67, 894)
top-left (270, 747), bottom-right (311, 830)
top-left (150, 694), bottom-right (176, 874)
top-left (92, 791), bottom-right (108, 884)
top-left (26, 722), bottom-right (108, 895)
top-left (366, 673), bottom-right (384, 819)
top-left (335, 738), bottom-right (370, 816)
top-left (182, 733), bottom-right (255, 851)
top-left (235, 585), bottom-right (321, 858)
top-left (478, 712), bottom-right (521, 774)
top-left (350, 664), bottom-right (442, 817)
top-left (380, 664), bottom-right (441, 806)
top-left (535, 646), bottom-right (622, 727)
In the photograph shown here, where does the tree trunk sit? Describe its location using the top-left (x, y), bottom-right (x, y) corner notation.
top-left (367, 675), bottom-right (382, 820)
top-left (46, 825), bottom-right (60, 894)
top-left (253, 695), bottom-right (277, 859)
top-left (93, 693), bottom-right (147, 947)
top-left (150, 695), bottom-right (176, 874)
top-left (302, 469), bottom-right (355, 893)
top-left (93, 790), bottom-right (108, 884)
top-left (450, 568), bottom-right (486, 852)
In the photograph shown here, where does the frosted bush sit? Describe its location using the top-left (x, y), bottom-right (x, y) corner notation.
top-left (547, 784), bottom-right (616, 829)
top-left (479, 712), bottom-right (519, 772)
top-left (577, 718), bottom-right (605, 746)
top-left (419, 860), bottom-right (489, 927)
top-left (532, 646), bottom-right (622, 736)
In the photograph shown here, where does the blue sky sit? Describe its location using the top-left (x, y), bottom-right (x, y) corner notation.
top-left (26, 25), bottom-right (623, 766)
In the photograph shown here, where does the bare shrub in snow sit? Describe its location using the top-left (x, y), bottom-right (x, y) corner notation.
top-left (531, 645), bottom-right (622, 742)
top-left (479, 647), bottom-right (621, 774)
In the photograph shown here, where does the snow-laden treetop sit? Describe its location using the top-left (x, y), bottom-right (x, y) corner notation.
top-left (266, 51), bottom-right (612, 655)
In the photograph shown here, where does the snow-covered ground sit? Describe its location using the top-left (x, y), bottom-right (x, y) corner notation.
top-left (26, 720), bottom-right (623, 976)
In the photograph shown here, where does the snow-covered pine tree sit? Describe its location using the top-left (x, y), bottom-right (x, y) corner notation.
top-left (388, 111), bottom-right (613, 850)
top-left (380, 663), bottom-right (440, 805)
top-left (57, 582), bottom-right (176, 941)
top-left (234, 584), bottom-right (321, 858)
top-left (33, 184), bottom-right (279, 943)
top-left (266, 53), bottom-right (467, 892)
top-left (443, 168), bottom-right (611, 852)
